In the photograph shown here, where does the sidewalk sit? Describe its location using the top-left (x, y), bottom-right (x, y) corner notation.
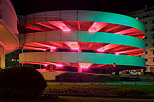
top-left (48, 81), bottom-right (154, 85)
top-left (59, 96), bottom-right (154, 102)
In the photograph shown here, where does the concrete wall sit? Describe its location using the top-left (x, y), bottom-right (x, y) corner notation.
top-left (40, 72), bottom-right (61, 80)
top-left (19, 52), bottom-right (145, 67)
top-left (2, 0), bottom-right (18, 34)
top-left (20, 31), bottom-right (145, 50)
top-left (21, 10), bottom-right (144, 32)
top-left (130, 8), bottom-right (154, 72)
top-left (0, 0), bottom-right (19, 56)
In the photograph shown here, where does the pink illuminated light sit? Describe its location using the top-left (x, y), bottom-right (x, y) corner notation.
top-left (115, 28), bottom-right (135, 35)
top-left (32, 42), bottom-right (55, 48)
top-left (65, 42), bottom-right (80, 50)
top-left (115, 52), bottom-right (119, 55)
top-left (71, 43), bottom-right (79, 50)
top-left (88, 22), bottom-right (108, 33)
top-left (63, 29), bottom-right (71, 32)
top-left (63, 26), bottom-right (71, 32)
top-left (48, 21), bottom-right (71, 31)
top-left (97, 49), bottom-right (104, 52)
top-left (115, 48), bottom-right (144, 56)
top-left (79, 63), bottom-right (92, 69)
top-left (71, 48), bottom-right (79, 50)
top-left (23, 46), bottom-right (46, 51)
top-left (50, 47), bottom-right (56, 52)
top-left (36, 69), bottom-right (46, 72)
top-left (88, 27), bottom-right (96, 33)
top-left (25, 25), bottom-right (45, 31)
top-left (44, 64), bottom-right (48, 67)
top-left (51, 47), bottom-right (56, 50)
top-left (56, 64), bottom-right (63, 67)
top-left (97, 44), bottom-right (121, 52)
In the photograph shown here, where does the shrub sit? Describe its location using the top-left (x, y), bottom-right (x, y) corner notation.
top-left (56, 73), bottom-right (94, 82)
top-left (112, 75), bottom-right (120, 81)
top-left (55, 73), bottom-right (120, 82)
top-left (0, 66), bottom-right (47, 100)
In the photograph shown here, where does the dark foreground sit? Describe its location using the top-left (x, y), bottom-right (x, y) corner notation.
top-left (1, 96), bottom-right (154, 102)
top-left (44, 84), bottom-right (154, 99)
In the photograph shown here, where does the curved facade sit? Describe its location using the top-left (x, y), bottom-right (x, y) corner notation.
top-left (0, 0), bottom-right (19, 68)
top-left (19, 10), bottom-right (145, 74)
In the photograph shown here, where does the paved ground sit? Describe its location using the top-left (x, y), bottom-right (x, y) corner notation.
top-left (120, 75), bottom-right (154, 81)
top-left (59, 96), bottom-right (154, 102)
top-left (48, 81), bottom-right (154, 85)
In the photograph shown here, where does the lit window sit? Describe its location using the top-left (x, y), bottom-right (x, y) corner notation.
top-left (12, 59), bottom-right (15, 61)
top-left (150, 28), bottom-right (154, 32)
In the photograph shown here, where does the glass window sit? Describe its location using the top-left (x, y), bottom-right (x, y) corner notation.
top-left (145, 22), bottom-right (147, 24)
top-left (150, 28), bottom-right (154, 32)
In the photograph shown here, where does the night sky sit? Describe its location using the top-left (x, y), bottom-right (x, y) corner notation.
top-left (11, 0), bottom-right (154, 15)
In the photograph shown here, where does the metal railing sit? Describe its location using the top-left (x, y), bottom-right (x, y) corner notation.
top-left (50, 77), bottom-right (154, 85)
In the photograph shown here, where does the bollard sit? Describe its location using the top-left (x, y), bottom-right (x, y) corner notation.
top-left (121, 80), bottom-right (123, 85)
top-left (60, 78), bottom-right (62, 84)
top-left (91, 78), bottom-right (93, 85)
top-left (135, 78), bottom-right (137, 85)
top-left (105, 78), bottom-right (106, 85)
top-left (74, 78), bottom-right (76, 84)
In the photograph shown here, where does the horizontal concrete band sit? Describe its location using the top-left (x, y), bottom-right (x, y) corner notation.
top-left (23, 31), bottom-right (145, 50)
top-left (0, 0), bottom-right (19, 54)
top-left (0, 24), bottom-right (18, 54)
top-left (25, 10), bottom-right (145, 32)
top-left (19, 52), bottom-right (145, 67)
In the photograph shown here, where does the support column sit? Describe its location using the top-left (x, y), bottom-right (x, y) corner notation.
top-left (0, 46), bottom-right (5, 69)
top-left (115, 70), bottom-right (119, 75)
top-left (22, 49), bottom-right (24, 66)
top-left (143, 67), bottom-right (146, 75)
top-left (78, 67), bottom-right (82, 73)
top-left (146, 66), bottom-right (150, 72)
top-left (99, 69), bottom-right (102, 74)
top-left (110, 68), bottom-right (112, 75)
top-left (50, 65), bottom-right (54, 72)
